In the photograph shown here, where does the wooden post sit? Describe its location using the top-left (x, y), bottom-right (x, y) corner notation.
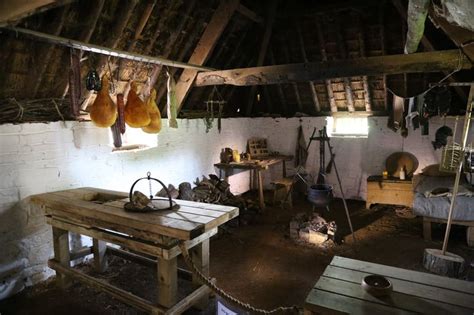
top-left (316, 19), bottom-right (337, 112)
top-left (296, 20), bottom-right (321, 113)
top-left (245, 0), bottom-right (278, 116)
top-left (157, 257), bottom-right (178, 308)
top-left (52, 227), bottom-right (71, 288)
top-left (175, 0), bottom-right (240, 113)
top-left (92, 238), bottom-right (108, 273)
top-left (258, 170), bottom-right (265, 209)
top-left (191, 239), bottom-right (210, 309)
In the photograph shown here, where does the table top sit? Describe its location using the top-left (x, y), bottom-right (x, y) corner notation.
top-left (31, 187), bottom-right (239, 241)
top-left (214, 154), bottom-right (292, 170)
top-left (305, 256), bottom-right (474, 314)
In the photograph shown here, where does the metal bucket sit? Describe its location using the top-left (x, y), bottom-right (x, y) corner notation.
top-left (308, 184), bottom-right (333, 207)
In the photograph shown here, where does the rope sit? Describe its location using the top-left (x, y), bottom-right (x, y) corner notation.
top-left (12, 98), bottom-right (25, 121)
top-left (178, 242), bottom-right (300, 315)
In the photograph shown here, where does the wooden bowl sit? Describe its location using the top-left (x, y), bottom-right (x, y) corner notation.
top-left (361, 275), bottom-right (392, 297)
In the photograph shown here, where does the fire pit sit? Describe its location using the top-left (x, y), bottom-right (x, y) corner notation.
top-left (290, 212), bottom-right (337, 246)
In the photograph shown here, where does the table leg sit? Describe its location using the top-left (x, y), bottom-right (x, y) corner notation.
top-left (282, 160), bottom-right (287, 178)
top-left (157, 257), bottom-right (178, 308)
top-left (423, 217), bottom-right (432, 241)
top-left (191, 239), bottom-right (210, 309)
top-left (92, 238), bottom-right (108, 273)
top-left (52, 227), bottom-right (71, 288)
top-left (258, 170), bottom-right (265, 209)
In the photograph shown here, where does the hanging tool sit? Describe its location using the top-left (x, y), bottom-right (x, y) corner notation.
top-left (316, 127), bottom-right (326, 184)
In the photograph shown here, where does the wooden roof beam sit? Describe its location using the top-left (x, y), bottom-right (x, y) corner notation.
top-left (334, 16), bottom-right (355, 112)
top-left (0, 0), bottom-right (73, 26)
top-left (316, 19), bottom-right (337, 113)
top-left (379, 4), bottom-right (388, 111)
top-left (391, 0), bottom-right (468, 102)
top-left (237, 4), bottom-right (263, 24)
top-left (281, 40), bottom-right (303, 113)
top-left (175, 0), bottom-right (240, 113)
top-left (245, 0), bottom-right (278, 115)
top-left (195, 49), bottom-right (472, 87)
top-left (296, 20), bottom-right (321, 113)
top-left (268, 49), bottom-right (288, 115)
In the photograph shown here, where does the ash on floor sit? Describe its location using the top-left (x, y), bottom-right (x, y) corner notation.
top-left (1, 195), bottom-right (473, 314)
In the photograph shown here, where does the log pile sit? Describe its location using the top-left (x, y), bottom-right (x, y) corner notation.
top-left (157, 174), bottom-right (258, 216)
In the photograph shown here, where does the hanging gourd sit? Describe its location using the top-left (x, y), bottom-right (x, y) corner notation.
top-left (142, 89), bottom-right (162, 134)
top-left (124, 81), bottom-right (151, 128)
top-left (89, 76), bottom-right (117, 128)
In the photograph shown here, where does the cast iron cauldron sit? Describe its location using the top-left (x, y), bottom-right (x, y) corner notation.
top-left (308, 184), bottom-right (333, 207)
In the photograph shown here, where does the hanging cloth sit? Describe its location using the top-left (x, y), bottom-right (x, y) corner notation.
top-left (294, 125), bottom-right (308, 168)
top-left (166, 71), bottom-right (178, 129)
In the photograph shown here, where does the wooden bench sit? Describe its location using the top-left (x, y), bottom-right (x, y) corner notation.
top-left (423, 216), bottom-right (474, 246)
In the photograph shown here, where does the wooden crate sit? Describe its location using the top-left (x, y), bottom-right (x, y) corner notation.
top-left (366, 176), bottom-right (413, 209)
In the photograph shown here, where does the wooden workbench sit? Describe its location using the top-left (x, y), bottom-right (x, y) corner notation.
top-left (214, 155), bottom-right (293, 209)
top-left (304, 256), bottom-right (474, 314)
top-left (31, 187), bottom-right (238, 314)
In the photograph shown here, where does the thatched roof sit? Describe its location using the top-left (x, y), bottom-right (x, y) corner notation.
top-left (0, 0), bottom-right (472, 124)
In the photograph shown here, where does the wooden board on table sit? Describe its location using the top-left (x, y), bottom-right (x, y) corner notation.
top-left (305, 256), bottom-right (474, 314)
top-left (31, 187), bottom-right (238, 241)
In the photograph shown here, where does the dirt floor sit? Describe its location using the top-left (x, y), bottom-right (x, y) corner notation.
top-left (1, 193), bottom-right (473, 315)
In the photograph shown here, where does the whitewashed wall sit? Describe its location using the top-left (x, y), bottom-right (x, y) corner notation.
top-left (0, 116), bottom-right (467, 299)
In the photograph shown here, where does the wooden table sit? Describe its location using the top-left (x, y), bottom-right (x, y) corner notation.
top-left (366, 175), bottom-right (414, 209)
top-left (214, 155), bottom-right (293, 209)
top-left (31, 187), bottom-right (238, 314)
top-left (304, 256), bottom-right (474, 314)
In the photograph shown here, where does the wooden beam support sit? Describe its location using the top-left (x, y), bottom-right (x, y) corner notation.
top-left (31, 5), bottom-right (69, 98)
top-left (237, 4), bottom-right (263, 24)
top-left (281, 41), bottom-right (303, 112)
top-left (0, 0), bottom-right (73, 26)
top-left (175, 0), bottom-right (240, 113)
top-left (391, 0), bottom-right (468, 102)
top-left (355, 14), bottom-right (372, 112)
top-left (404, 0), bottom-right (430, 54)
top-left (195, 49), bottom-right (472, 87)
top-left (296, 21), bottom-right (321, 113)
top-left (334, 16), bottom-right (355, 112)
top-left (245, 0), bottom-right (278, 116)
top-left (61, 0), bottom-right (105, 98)
top-left (316, 19), bottom-right (337, 112)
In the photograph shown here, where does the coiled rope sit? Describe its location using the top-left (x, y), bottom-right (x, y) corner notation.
top-left (178, 242), bottom-right (300, 314)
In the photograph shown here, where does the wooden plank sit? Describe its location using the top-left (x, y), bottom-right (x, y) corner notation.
top-left (191, 238), bottom-right (209, 309)
top-left (52, 226), bottom-right (70, 288)
top-left (246, 0), bottom-right (278, 115)
top-left (47, 217), bottom-right (164, 257)
top-left (32, 192), bottom-right (204, 240)
top-left (48, 259), bottom-right (163, 314)
top-left (92, 238), bottom-right (108, 273)
top-left (316, 18), bottom-right (337, 112)
top-left (296, 20), bottom-right (321, 113)
top-left (175, 0), bottom-right (240, 113)
top-left (305, 288), bottom-right (412, 315)
top-left (165, 284), bottom-right (211, 315)
top-left (237, 4), bottom-right (263, 24)
top-left (195, 49), bottom-right (472, 87)
top-left (322, 265), bottom-right (474, 312)
top-left (330, 256), bottom-right (474, 293)
top-left (157, 256), bottom-right (178, 308)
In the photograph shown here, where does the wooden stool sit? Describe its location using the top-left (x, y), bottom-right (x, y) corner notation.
top-left (271, 177), bottom-right (293, 207)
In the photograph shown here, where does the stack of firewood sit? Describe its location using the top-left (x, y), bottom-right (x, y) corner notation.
top-left (156, 174), bottom-right (255, 212)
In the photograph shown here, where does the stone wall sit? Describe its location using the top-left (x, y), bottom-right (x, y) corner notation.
top-left (0, 116), bottom-right (465, 299)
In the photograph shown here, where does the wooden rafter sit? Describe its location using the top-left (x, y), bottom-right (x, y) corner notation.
top-left (379, 4), bottom-right (388, 110)
top-left (355, 14), bottom-right (372, 112)
top-left (31, 5), bottom-right (69, 98)
top-left (175, 0), bottom-right (240, 113)
top-left (245, 0), bottom-right (278, 115)
top-left (391, 0), bottom-right (468, 102)
top-left (0, 0), bottom-right (74, 26)
top-left (237, 4), bottom-right (263, 24)
top-left (296, 20), bottom-right (321, 113)
top-left (333, 16), bottom-right (355, 112)
top-left (195, 50), bottom-right (472, 87)
top-left (281, 40), bottom-right (303, 112)
top-left (81, 0), bottom-right (139, 109)
top-left (269, 49), bottom-right (288, 115)
top-left (61, 0), bottom-right (105, 98)
top-left (316, 19), bottom-right (337, 112)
